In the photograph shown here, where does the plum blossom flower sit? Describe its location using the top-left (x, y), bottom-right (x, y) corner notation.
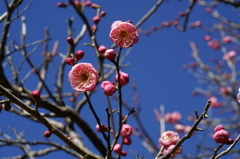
top-left (120, 124), bottom-right (132, 138)
top-left (213, 129), bottom-right (229, 144)
top-left (209, 96), bottom-right (221, 107)
top-left (113, 144), bottom-right (122, 154)
top-left (162, 144), bottom-right (182, 158)
top-left (101, 81), bottom-right (116, 96)
top-left (223, 51), bottom-right (236, 61)
top-left (159, 131), bottom-right (179, 147)
top-left (68, 63), bottom-right (98, 92)
top-left (115, 71), bottom-right (129, 86)
top-left (109, 20), bottom-right (139, 48)
top-left (165, 111), bottom-right (182, 124)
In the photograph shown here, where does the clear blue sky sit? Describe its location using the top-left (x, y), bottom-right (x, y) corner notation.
top-left (0, 0), bottom-right (238, 158)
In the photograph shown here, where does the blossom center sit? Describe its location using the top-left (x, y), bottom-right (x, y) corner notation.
top-left (120, 30), bottom-right (128, 38)
top-left (80, 73), bottom-right (89, 82)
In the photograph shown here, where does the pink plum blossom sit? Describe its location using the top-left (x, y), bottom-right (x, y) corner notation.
top-left (68, 63), bottom-right (98, 92)
top-left (223, 50), bottom-right (236, 60)
top-left (104, 49), bottom-right (116, 61)
top-left (208, 39), bottom-right (220, 50)
top-left (32, 90), bottom-right (40, 100)
top-left (159, 131), bottom-right (179, 147)
top-left (113, 144), bottom-right (122, 154)
top-left (109, 21), bottom-right (139, 48)
top-left (162, 144), bottom-right (182, 158)
top-left (165, 111), bottom-right (182, 124)
top-left (101, 81), bottom-right (116, 96)
top-left (213, 129), bottom-right (229, 144)
top-left (209, 96), bottom-right (221, 107)
top-left (223, 36), bottom-right (232, 43)
top-left (120, 124), bottom-right (132, 138)
top-left (115, 71), bottom-right (129, 86)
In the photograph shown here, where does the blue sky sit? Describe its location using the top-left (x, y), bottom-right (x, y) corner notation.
top-left (0, 0), bottom-right (239, 158)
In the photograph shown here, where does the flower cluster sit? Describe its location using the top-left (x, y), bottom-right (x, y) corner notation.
top-left (68, 63), bottom-right (98, 92)
top-left (159, 131), bottom-right (182, 158)
top-left (109, 20), bottom-right (139, 48)
top-left (113, 124), bottom-right (133, 157)
top-left (213, 125), bottom-right (233, 145)
top-left (101, 71), bottom-right (129, 96)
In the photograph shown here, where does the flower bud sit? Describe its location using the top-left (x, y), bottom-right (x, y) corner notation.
top-left (121, 151), bottom-right (127, 156)
top-left (75, 50), bottom-right (84, 61)
top-left (113, 144), bottom-right (122, 154)
top-left (66, 57), bottom-right (75, 66)
top-left (213, 129), bottom-right (229, 144)
top-left (98, 45), bottom-right (107, 54)
top-left (104, 49), bottom-right (116, 61)
top-left (115, 71), bottom-right (129, 86)
top-left (120, 124), bottom-right (132, 138)
top-left (96, 123), bottom-right (108, 132)
top-left (32, 90), bottom-right (40, 100)
top-left (122, 137), bottom-right (132, 145)
top-left (100, 11), bottom-right (106, 18)
top-left (101, 81), bottom-right (116, 96)
top-left (44, 130), bottom-right (52, 138)
top-left (85, 0), bottom-right (91, 6)
top-left (93, 16), bottom-right (100, 24)
top-left (66, 37), bottom-right (74, 45)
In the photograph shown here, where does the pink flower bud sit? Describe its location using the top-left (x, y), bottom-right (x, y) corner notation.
top-left (162, 144), bottom-right (182, 157)
top-left (121, 151), bottom-right (127, 156)
top-left (120, 124), bottom-right (132, 138)
top-left (101, 81), bottom-right (116, 96)
top-left (91, 3), bottom-right (99, 9)
top-left (174, 124), bottom-right (185, 133)
top-left (66, 57), bottom-right (75, 66)
top-left (57, 2), bottom-right (67, 8)
top-left (113, 144), bottom-right (122, 154)
top-left (213, 129), bottom-right (229, 144)
top-left (98, 45), bottom-right (107, 54)
top-left (209, 96), bottom-right (221, 108)
top-left (159, 131), bottom-right (179, 147)
top-left (44, 130), bottom-right (52, 138)
top-left (100, 11), bottom-right (106, 18)
top-left (85, 0), bottom-right (91, 6)
top-left (220, 87), bottom-right (230, 96)
top-left (178, 12), bottom-right (185, 17)
top-left (66, 37), bottom-right (74, 45)
top-left (208, 40), bottom-right (220, 50)
top-left (96, 123), bottom-right (108, 132)
top-left (115, 71), bottom-right (129, 86)
top-left (223, 36), bottom-right (232, 43)
top-left (75, 50), bottom-right (85, 61)
top-left (165, 112), bottom-right (181, 124)
top-left (4, 102), bottom-right (11, 111)
top-left (104, 49), bottom-right (116, 61)
top-left (93, 16), bottom-right (100, 24)
top-left (32, 90), bottom-right (40, 100)
top-left (162, 21), bottom-right (170, 27)
top-left (205, 7), bottom-right (212, 13)
top-left (122, 137), bottom-right (132, 145)
top-left (204, 35), bottom-right (211, 41)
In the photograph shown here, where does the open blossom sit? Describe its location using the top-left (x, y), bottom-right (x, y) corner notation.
top-left (162, 144), bottom-right (182, 158)
top-left (68, 63), bottom-right (98, 92)
top-left (159, 131), bottom-right (179, 147)
top-left (109, 20), bottom-right (139, 48)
